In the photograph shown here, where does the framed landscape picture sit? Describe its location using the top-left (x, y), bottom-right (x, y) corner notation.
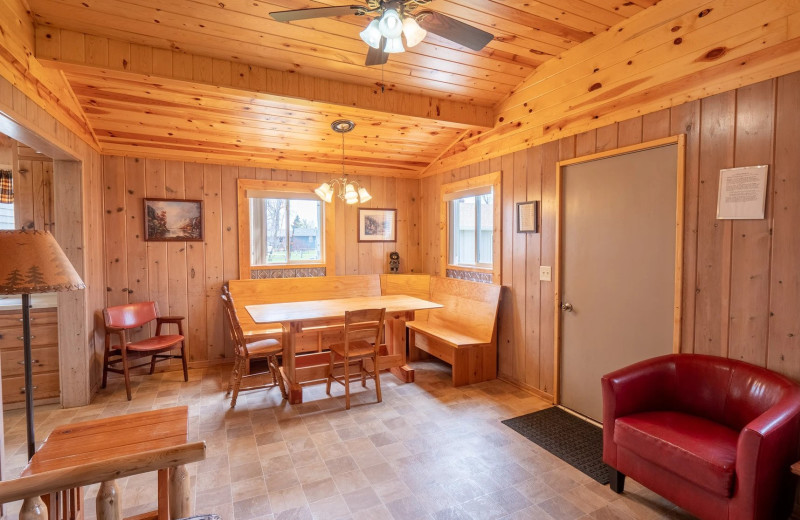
top-left (358, 208), bottom-right (397, 242)
top-left (143, 198), bottom-right (204, 241)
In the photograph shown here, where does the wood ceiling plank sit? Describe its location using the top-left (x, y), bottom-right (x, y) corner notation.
top-left (31, 0), bottom-right (545, 100)
top-left (188, 0), bottom-right (540, 73)
top-left (38, 32), bottom-right (495, 128)
top-left (499, 0), bottom-right (763, 114)
top-left (99, 142), bottom-right (426, 176)
top-left (449, 0), bottom-right (607, 37)
top-left (217, 0), bottom-right (576, 57)
top-left (31, 3), bottom-right (504, 104)
top-left (450, 5), bottom-right (793, 156)
top-left (500, 0), bottom-right (626, 28)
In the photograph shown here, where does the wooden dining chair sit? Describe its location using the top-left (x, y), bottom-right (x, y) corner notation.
top-left (325, 308), bottom-right (386, 410)
top-left (222, 286), bottom-right (286, 407)
top-left (102, 301), bottom-right (188, 400)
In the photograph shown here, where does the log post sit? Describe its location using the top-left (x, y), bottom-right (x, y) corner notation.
top-left (19, 496), bottom-right (47, 520)
top-left (169, 465), bottom-right (191, 519)
top-left (96, 480), bottom-right (122, 520)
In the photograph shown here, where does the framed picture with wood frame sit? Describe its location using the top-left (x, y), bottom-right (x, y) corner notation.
top-left (517, 201), bottom-right (539, 233)
top-left (143, 198), bottom-right (204, 241)
top-left (358, 208), bottom-right (397, 242)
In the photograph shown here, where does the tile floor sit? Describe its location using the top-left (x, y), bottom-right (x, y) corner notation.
top-left (3, 360), bottom-right (695, 520)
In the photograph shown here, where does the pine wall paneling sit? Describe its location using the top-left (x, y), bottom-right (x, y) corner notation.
top-left (101, 160), bottom-right (422, 367)
top-left (0, 0), bottom-right (105, 409)
top-left (421, 74), bottom-right (800, 399)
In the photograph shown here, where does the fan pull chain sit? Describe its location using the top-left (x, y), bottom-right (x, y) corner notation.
top-left (381, 64), bottom-right (385, 94)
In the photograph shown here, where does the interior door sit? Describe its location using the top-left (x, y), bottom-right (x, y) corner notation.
top-left (558, 142), bottom-right (682, 422)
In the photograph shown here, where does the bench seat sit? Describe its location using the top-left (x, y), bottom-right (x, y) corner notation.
top-left (407, 277), bottom-right (501, 386)
top-left (406, 321), bottom-right (484, 348)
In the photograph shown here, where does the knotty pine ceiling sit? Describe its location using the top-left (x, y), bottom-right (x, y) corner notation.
top-left (29, 0), bottom-right (658, 177)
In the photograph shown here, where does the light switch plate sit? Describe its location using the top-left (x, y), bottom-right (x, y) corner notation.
top-left (540, 266), bottom-right (552, 282)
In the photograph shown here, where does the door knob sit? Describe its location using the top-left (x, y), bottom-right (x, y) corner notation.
top-left (561, 302), bottom-right (573, 312)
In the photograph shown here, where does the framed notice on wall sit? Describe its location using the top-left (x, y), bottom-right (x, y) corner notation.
top-left (716, 165), bottom-right (768, 219)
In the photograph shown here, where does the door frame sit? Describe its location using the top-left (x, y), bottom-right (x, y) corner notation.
top-left (553, 135), bottom-right (686, 404)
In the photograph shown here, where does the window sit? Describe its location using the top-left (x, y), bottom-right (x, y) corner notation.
top-left (237, 179), bottom-right (335, 278)
top-left (441, 171), bottom-right (501, 281)
top-left (250, 197), bottom-right (322, 265)
top-left (449, 189), bottom-right (493, 267)
top-left (0, 203), bottom-right (14, 230)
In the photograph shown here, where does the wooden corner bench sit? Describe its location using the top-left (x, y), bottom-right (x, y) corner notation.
top-left (407, 277), bottom-right (501, 386)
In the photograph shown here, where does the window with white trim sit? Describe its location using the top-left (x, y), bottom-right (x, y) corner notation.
top-left (448, 187), bottom-right (493, 268)
top-left (249, 196), bottom-right (322, 266)
top-left (440, 171), bottom-right (501, 281)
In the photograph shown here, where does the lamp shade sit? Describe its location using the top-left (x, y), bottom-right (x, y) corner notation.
top-left (360, 19), bottom-right (382, 49)
top-left (384, 36), bottom-right (404, 54)
top-left (344, 184), bottom-right (359, 204)
top-left (314, 182), bottom-right (334, 203)
top-left (0, 230), bottom-right (85, 294)
top-left (378, 9), bottom-right (403, 38)
top-left (358, 187), bottom-right (372, 203)
top-left (402, 17), bottom-right (427, 47)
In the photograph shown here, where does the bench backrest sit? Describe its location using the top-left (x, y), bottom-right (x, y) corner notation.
top-left (427, 277), bottom-right (501, 344)
top-left (228, 275), bottom-right (381, 329)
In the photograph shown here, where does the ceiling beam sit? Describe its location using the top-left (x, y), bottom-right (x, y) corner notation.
top-left (34, 27), bottom-right (494, 130)
top-left (421, 0), bottom-right (800, 175)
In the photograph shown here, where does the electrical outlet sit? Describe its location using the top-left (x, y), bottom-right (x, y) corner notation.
top-left (539, 266), bottom-right (552, 282)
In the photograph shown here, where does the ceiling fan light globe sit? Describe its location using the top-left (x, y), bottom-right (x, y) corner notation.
top-left (402, 17), bottom-right (427, 47)
top-left (384, 36), bottom-right (405, 53)
top-left (358, 187), bottom-right (372, 203)
top-left (360, 19), bottom-right (382, 49)
top-left (378, 9), bottom-right (403, 38)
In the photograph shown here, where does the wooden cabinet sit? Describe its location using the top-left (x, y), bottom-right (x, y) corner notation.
top-left (0, 307), bottom-right (59, 407)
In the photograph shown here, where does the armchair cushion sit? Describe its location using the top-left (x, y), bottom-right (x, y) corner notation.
top-left (615, 411), bottom-right (738, 497)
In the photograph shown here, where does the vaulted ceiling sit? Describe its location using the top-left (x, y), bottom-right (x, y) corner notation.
top-left (29, 0), bottom-right (658, 176)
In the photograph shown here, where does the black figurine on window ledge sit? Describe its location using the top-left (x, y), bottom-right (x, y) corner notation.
top-left (389, 251), bottom-right (400, 273)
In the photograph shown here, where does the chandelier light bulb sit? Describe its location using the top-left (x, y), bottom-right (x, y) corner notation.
top-left (378, 9), bottom-right (403, 39)
top-left (359, 19), bottom-right (382, 49)
top-left (402, 17), bottom-right (427, 47)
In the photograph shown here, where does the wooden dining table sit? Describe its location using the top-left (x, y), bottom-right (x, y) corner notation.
top-left (246, 294), bottom-right (442, 404)
top-left (22, 406), bottom-right (191, 520)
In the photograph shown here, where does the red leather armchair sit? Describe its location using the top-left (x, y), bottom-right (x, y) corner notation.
top-left (602, 354), bottom-right (800, 520)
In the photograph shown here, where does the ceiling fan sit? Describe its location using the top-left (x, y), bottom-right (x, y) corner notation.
top-left (269, 0), bottom-right (494, 66)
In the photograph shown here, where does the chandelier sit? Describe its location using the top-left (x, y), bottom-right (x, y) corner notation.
top-left (359, 0), bottom-right (428, 54)
top-left (314, 120), bottom-right (372, 204)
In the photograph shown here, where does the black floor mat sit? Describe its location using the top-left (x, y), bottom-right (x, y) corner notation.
top-left (501, 406), bottom-right (610, 484)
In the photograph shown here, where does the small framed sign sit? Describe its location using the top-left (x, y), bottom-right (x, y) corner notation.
top-left (516, 201), bottom-right (539, 233)
top-left (716, 165), bottom-right (768, 220)
top-left (358, 208), bottom-right (397, 242)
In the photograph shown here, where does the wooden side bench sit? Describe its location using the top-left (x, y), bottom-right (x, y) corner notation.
top-left (407, 277), bottom-right (501, 386)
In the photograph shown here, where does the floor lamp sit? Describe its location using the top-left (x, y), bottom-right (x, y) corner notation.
top-left (0, 230), bottom-right (85, 460)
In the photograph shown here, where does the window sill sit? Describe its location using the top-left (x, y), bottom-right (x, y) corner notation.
top-left (446, 265), bottom-right (493, 273)
top-left (251, 263), bottom-right (327, 270)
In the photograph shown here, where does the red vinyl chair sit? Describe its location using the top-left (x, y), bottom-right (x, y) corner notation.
top-left (102, 301), bottom-right (188, 400)
top-left (602, 354), bottom-right (800, 520)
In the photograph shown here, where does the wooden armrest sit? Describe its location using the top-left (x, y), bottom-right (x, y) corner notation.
top-left (157, 316), bottom-right (185, 323)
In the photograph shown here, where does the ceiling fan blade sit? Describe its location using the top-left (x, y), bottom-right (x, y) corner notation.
top-left (365, 37), bottom-right (389, 66)
top-left (270, 6), bottom-right (363, 22)
top-left (417, 11), bottom-right (494, 51)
